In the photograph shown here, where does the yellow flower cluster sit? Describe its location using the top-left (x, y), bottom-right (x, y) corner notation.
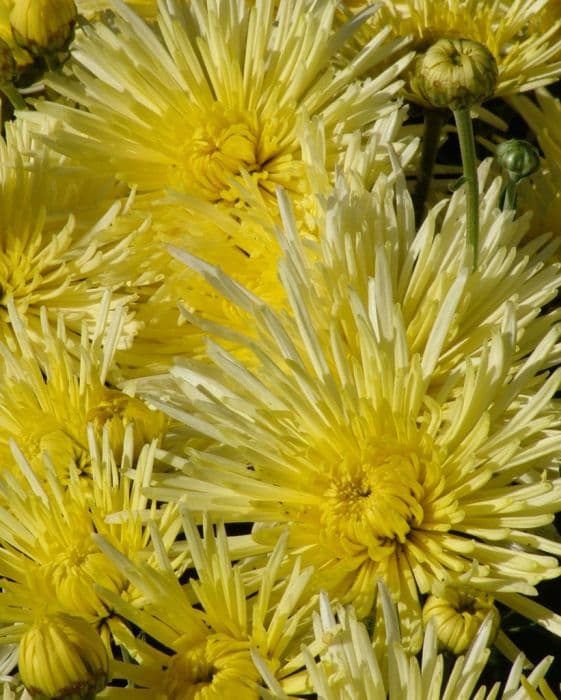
top-left (0, 0), bottom-right (560, 698)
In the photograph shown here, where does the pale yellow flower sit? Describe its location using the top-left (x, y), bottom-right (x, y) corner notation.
top-left (255, 586), bottom-right (557, 699)
top-left (0, 297), bottom-right (168, 484)
top-left (28, 0), bottom-right (410, 209)
top-left (22, 0), bottom-right (415, 375)
top-left (0, 433), bottom-right (183, 649)
top-left (141, 172), bottom-right (561, 656)
top-left (94, 511), bottom-right (314, 697)
top-left (0, 119), bottom-right (142, 353)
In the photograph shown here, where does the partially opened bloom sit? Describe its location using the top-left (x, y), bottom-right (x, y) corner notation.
top-left (142, 171), bottom-right (561, 656)
top-left (94, 510), bottom-right (314, 697)
top-left (255, 586), bottom-right (557, 699)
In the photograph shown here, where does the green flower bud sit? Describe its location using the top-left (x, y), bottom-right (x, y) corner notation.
top-left (412, 38), bottom-right (498, 111)
top-left (19, 612), bottom-right (109, 700)
top-left (496, 139), bottom-right (540, 182)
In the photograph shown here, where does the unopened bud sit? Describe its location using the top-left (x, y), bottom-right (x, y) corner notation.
top-left (412, 38), bottom-right (498, 111)
top-left (497, 139), bottom-right (540, 183)
top-left (422, 588), bottom-right (499, 654)
top-left (19, 612), bottom-right (109, 700)
top-left (10, 0), bottom-right (77, 56)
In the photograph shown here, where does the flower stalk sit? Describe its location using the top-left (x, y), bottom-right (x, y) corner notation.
top-left (413, 109), bottom-right (446, 225)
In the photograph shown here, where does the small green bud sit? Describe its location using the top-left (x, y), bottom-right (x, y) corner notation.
top-left (412, 38), bottom-right (498, 111)
top-left (496, 139), bottom-right (540, 183)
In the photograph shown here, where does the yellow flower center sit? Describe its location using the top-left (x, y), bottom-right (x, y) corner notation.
top-left (169, 103), bottom-right (301, 205)
top-left (171, 105), bottom-right (260, 203)
top-left (18, 427), bottom-right (90, 480)
top-left (162, 635), bottom-right (259, 700)
top-left (0, 246), bottom-right (40, 310)
top-left (39, 531), bottom-right (126, 621)
top-left (320, 444), bottom-right (437, 561)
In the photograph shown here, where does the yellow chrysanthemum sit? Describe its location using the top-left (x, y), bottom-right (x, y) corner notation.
top-left (0, 297), bottom-right (168, 484)
top-left (21, 0), bottom-right (416, 375)
top-left (0, 433), bottom-right (183, 649)
top-left (0, 119), bottom-right (143, 353)
top-left (255, 586), bottom-right (557, 699)
top-left (29, 0), bottom-right (410, 210)
top-left (115, 113), bottom-right (418, 375)
top-left (143, 174), bottom-right (561, 656)
top-left (341, 0), bottom-right (561, 104)
top-left (93, 511), bottom-right (314, 698)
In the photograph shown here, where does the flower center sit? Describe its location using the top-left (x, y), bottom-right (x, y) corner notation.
top-left (39, 532), bottom-right (126, 621)
top-left (169, 102), bottom-right (301, 205)
top-left (320, 446), bottom-right (432, 561)
top-left (163, 636), bottom-right (259, 700)
top-left (172, 105), bottom-right (261, 203)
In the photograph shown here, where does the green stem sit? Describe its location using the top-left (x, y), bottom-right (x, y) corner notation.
top-left (413, 109), bottom-right (445, 225)
top-left (453, 107), bottom-right (479, 270)
top-left (0, 83), bottom-right (27, 112)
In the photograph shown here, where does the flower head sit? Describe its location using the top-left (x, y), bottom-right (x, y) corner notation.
top-left (255, 585), bottom-right (557, 698)
top-left (10, 0), bottom-right (77, 56)
top-left (0, 432), bottom-right (183, 648)
top-left (93, 510), bottom-right (314, 697)
top-left (0, 298), bottom-right (168, 484)
top-left (422, 585), bottom-right (500, 654)
top-left (143, 170), bottom-right (561, 655)
top-left (30, 0), bottom-right (410, 211)
top-left (411, 38), bottom-right (498, 110)
top-left (0, 120), bottom-right (141, 353)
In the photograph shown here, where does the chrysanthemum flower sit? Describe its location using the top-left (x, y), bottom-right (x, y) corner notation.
top-left (93, 509), bottom-right (314, 697)
top-left (255, 585), bottom-right (557, 699)
top-left (29, 0), bottom-right (411, 211)
top-left (142, 171), bottom-right (561, 656)
top-left (0, 119), bottom-right (143, 353)
top-left (341, 0), bottom-right (561, 107)
top-left (0, 431), bottom-right (183, 650)
top-left (0, 296), bottom-right (168, 484)
top-left (114, 111), bottom-right (418, 375)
